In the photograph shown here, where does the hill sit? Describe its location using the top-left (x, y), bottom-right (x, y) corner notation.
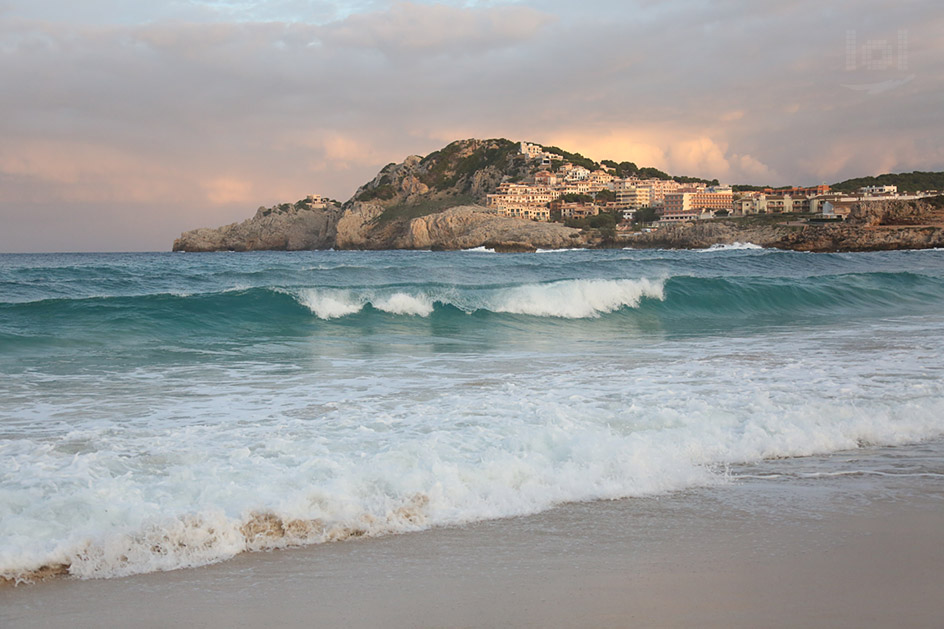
top-left (830, 171), bottom-right (944, 193)
top-left (172, 138), bottom-right (944, 252)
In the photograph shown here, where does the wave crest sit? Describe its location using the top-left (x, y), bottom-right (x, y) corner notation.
top-left (294, 289), bottom-right (364, 319)
top-left (697, 242), bottom-right (766, 252)
top-left (289, 279), bottom-right (665, 320)
top-left (374, 293), bottom-right (434, 317)
top-left (488, 278), bottom-right (665, 318)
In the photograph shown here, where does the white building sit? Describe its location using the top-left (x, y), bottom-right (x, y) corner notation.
top-left (859, 185), bottom-right (898, 195)
top-left (520, 142), bottom-right (544, 159)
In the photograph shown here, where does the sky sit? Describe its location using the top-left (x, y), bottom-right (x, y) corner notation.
top-left (1, 0), bottom-right (941, 252)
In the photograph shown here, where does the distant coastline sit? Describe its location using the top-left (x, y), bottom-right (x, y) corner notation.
top-left (172, 138), bottom-right (944, 253)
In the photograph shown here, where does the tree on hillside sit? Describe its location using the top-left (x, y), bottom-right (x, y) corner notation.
top-left (633, 207), bottom-right (659, 224)
top-left (595, 189), bottom-right (615, 203)
top-left (560, 193), bottom-right (594, 203)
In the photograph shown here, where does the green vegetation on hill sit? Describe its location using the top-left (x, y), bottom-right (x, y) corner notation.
top-left (830, 171), bottom-right (944, 193)
top-left (419, 138), bottom-right (520, 189)
top-left (676, 175), bottom-right (720, 186)
top-left (599, 159), bottom-right (715, 184)
top-left (732, 172), bottom-right (944, 195)
top-left (542, 146), bottom-right (599, 172)
top-left (600, 159), bottom-right (638, 178)
top-left (374, 194), bottom-right (478, 224)
top-left (731, 184), bottom-right (772, 192)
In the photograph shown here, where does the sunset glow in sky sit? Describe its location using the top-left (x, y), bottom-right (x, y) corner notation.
top-left (1, 0), bottom-right (941, 251)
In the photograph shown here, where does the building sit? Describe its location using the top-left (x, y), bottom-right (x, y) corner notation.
top-left (658, 209), bottom-right (706, 223)
top-left (486, 183), bottom-right (560, 219)
top-left (519, 142), bottom-right (544, 159)
top-left (691, 187), bottom-right (733, 212)
top-left (499, 205), bottom-right (551, 221)
top-left (534, 171), bottom-right (557, 187)
top-left (559, 203), bottom-right (601, 220)
top-left (664, 187), bottom-right (732, 216)
top-left (302, 194), bottom-right (328, 209)
top-left (732, 195), bottom-right (764, 215)
top-left (588, 170), bottom-right (615, 185)
top-left (859, 185), bottom-right (898, 195)
top-left (640, 178), bottom-right (684, 206)
top-left (562, 181), bottom-right (592, 196)
top-left (764, 195), bottom-right (794, 213)
top-left (764, 185), bottom-right (830, 196)
top-left (615, 187), bottom-right (651, 210)
top-left (560, 164), bottom-right (591, 181)
top-left (663, 192), bottom-right (693, 215)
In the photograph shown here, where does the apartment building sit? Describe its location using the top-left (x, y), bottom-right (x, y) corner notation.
top-left (663, 187), bottom-right (732, 216)
top-left (499, 204), bottom-right (551, 221)
top-left (615, 187), bottom-right (651, 210)
top-left (559, 203), bottom-right (601, 220)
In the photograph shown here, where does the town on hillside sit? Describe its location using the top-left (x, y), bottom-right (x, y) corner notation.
top-left (484, 142), bottom-right (940, 228)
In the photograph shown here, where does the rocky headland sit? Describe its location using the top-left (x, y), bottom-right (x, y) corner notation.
top-left (173, 138), bottom-right (944, 253)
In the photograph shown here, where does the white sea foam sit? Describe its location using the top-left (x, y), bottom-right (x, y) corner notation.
top-left (287, 279), bottom-right (664, 320)
top-left (698, 242), bottom-right (765, 252)
top-left (373, 293), bottom-right (435, 317)
top-left (3, 359), bottom-right (942, 582)
top-left (295, 289), bottom-right (364, 319)
top-left (488, 278), bottom-right (665, 318)
top-left (2, 337), bottom-right (944, 582)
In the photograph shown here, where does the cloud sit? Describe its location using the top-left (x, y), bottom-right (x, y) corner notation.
top-left (667, 137), bottom-right (731, 179)
top-left (320, 1), bottom-right (555, 57)
top-left (0, 139), bottom-right (179, 203)
top-left (203, 177), bottom-right (255, 205)
top-left (1, 0), bottom-right (943, 251)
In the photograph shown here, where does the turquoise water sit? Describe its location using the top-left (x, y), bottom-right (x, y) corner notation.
top-left (2, 247), bottom-right (943, 580)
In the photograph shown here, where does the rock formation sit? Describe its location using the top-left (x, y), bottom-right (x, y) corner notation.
top-left (175, 138), bottom-right (586, 252)
top-left (173, 205), bottom-right (340, 252)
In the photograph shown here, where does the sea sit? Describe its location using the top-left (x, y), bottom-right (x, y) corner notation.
top-left (1, 245), bottom-right (943, 583)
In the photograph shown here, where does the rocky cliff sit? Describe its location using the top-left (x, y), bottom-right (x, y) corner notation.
top-left (174, 138), bottom-right (584, 252)
top-left (173, 204), bottom-right (340, 252)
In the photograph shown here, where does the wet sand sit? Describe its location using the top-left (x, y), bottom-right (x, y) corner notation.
top-left (2, 452), bottom-right (943, 628)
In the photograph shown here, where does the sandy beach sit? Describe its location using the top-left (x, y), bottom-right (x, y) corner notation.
top-left (3, 443), bottom-right (942, 629)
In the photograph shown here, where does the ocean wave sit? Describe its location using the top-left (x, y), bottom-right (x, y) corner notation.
top-left (4, 272), bottom-right (944, 332)
top-left (485, 278), bottom-right (664, 318)
top-left (697, 242), bottom-right (766, 252)
top-left (3, 386), bottom-right (942, 583)
top-left (284, 279), bottom-right (666, 320)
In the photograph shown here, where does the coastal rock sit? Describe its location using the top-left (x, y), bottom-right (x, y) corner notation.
top-left (625, 221), bottom-right (789, 249)
top-left (393, 206), bottom-right (584, 250)
top-left (772, 224), bottom-right (944, 252)
top-left (846, 198), bottom-right (941, 226)
top-left (334, 202), bottom-right (386, 249)
top-left (172, 206), bottom-right (339, 252)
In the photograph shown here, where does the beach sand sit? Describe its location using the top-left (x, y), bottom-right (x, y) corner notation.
top-left (2, 448), bottom-right (943, 628)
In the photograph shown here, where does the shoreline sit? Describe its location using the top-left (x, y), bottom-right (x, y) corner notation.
top-left (173, 196), bottom-right (944, 253)
top-left (3, 442), bottom-right (943, 628)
